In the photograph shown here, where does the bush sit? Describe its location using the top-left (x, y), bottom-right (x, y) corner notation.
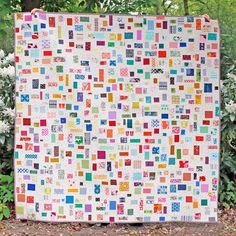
top-left (219, 55), bottom-right (236, 208)
top-left (0, 49), bottom-right (15, 220)
top-left (0, 49), bottom-right (15, 173)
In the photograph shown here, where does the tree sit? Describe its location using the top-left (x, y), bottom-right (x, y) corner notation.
top-left (183, 0), bottom-right (189, 15)
top-left (21, 0), bottom-right (40, 11)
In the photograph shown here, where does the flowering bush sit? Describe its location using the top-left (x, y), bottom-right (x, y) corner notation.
top-left (219, 55), bottom-right (236, 208)
top-left (0, 49), bottom-right (15, 171)
top-left (0, 49), bottom-right (15, 220)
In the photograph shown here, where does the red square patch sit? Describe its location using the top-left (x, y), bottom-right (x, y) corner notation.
top-left (43, 51), bottom-right (52, 56)
top-left (23, 118), bottom-right (31, 126)
top-left (109, 121), bottom-right (116, 126)
top-left (40, 120), bottom-right (47, 126)
top-left (174, 135), bottom-right (179, 142)
top-left (158, 51), bottom-right (166, 58)
top-left (69, 42), bottom-right (74, 47)
top-left (27, 196), bottom-right (34, 203)
top-left (97, 150), bottom-right (106, 159)
top-left (143, 58), bottom-right (150, 65)
top-left (186, 196), bottom-right (193, 202)
top-left (154, 128), bottom-right (159, 134)
top-left (67, 18), bottom-right (73, 25)
top-left (92, 163), bottom-right (97, 171)
top-left (205, 111), bottom-right (213, 118)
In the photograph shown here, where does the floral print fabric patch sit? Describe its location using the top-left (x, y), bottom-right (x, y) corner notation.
top-left (14, 12), bottom-right (220, 223)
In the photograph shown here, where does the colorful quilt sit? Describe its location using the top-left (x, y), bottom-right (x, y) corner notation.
top-left (14, 12), bottom-right (220, 223)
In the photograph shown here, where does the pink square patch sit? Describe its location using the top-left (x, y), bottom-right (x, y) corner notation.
top-left (201, 184), bottom-right (209, 193)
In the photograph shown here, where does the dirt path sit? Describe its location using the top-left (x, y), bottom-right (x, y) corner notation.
top-left (0, 208), bottom-right (235, 236)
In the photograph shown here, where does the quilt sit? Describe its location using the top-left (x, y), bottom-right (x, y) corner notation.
top-left (14, 12), bottom-right (220, 223)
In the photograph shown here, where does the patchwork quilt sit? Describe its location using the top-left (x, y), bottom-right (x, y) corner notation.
top-left (14, 12), bottom-right (220, 223)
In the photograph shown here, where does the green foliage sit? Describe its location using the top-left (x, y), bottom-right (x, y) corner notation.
top-left (220, 179), bottom-right (236, 209)
top-left (0, 172), bottom-right (14, 204)
top-left (0, 50), bottom-right (15, 176)
top-left (41, 0), bottom-right (76, 12)
top-left (0, 172), bottom-right (14, 220)
top-left (0, 1), bottom-right (15, 52)
top-left (94, 0), bottom-right (153, 14)
top-left (0, 49), bottom-right (15, 221)
top-left (219, 55), bottom-right (236, 208)
top-left (0, 204), bottom-right (11, 221)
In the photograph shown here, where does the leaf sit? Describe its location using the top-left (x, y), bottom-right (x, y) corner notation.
top-left (3, 207), bottom-right (10, 218)
top-left (230, 114), bottom-right (235, 122)
top-left (219, 192), bottom-right (225, 202)
top-left (0, 136), bottom-right (6, 145)
top-left (0, 174), bottom-right (8, 183)
top-left (0, 213), bottom-right (3, 221)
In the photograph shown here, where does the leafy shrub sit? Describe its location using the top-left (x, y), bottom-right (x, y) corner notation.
top-left (219, 55), bottom-right (236, 208)
top-left (0, 172), bottom-right (14, 204)
top-left (0, 49), bottom-right (15, 220)
top-left (0, 203), bottom-right (10, 221)
top-left (0, 172), bottom-right (14, 220)
top-left (0, 49), bottom-right (15, 175)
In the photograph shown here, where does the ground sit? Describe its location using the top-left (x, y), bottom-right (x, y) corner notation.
top-left (0, 206), bottom-right (235, 236)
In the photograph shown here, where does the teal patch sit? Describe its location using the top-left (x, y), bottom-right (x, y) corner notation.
top-left (208, 33), bottom-right (217, 40)
top-left (30, 49), bottom-right (39, 58)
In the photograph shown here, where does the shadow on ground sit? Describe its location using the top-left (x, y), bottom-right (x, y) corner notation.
top-left (0, 208), bottom-right (235, 236)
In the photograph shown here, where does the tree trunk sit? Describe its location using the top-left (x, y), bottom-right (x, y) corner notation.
top-left (21, 0), bottom-right (41, 12)
top-left (155, 0), bottom-right (161, 15)
top-left (183, 0), bottom-right (189, 16)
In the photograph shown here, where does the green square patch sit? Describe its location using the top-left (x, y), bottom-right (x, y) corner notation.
top-left (75, 136), bottom-right (83, 145)
top-left (76, 154), bottom-right (84, 159)
top-left (127, 209), bottom-right (134, 215)
top-left (66, 104), bottom-right (72, 110)
top-left (201, 199), bottom-right (208, 206)
top-left (145, 72), bottom-right (150, 79)
top-left (108, 42), bottom-right (115, 47)
top-left (137, 69), bottom-right (143, 74)
top-left (85, 173), bottom-right (92, 181)
top-left (14, 151), bottom-right (19, 159)
top-left (82, 160), bottom-right (89, 169)
top-left (56, 65), bottom-right (63, 73)
top-left (127, 60), bottom-right (134, 65)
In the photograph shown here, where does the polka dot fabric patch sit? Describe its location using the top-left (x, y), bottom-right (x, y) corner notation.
top-left (14, 13), bottom-right (220, 223)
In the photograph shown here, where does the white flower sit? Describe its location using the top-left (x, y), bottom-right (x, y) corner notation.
top-left (0, 120), bottom-right (10, 133)
top-left (6, 65), bottom-right (15, 79)
top-left (0, 49), bottom-right (5, 59)
top-left (227, 73), bottom-right (236, 81)
top-left (0, 65), bottom-right (15, 79)
top-left (0, 98), bottom-right (4, 107)
top-left (225, 100), bottom-right (236, 114)
top-left (3, 53), bottom-right (14, 63)
top-left (0, 80), bottom-right (3, 90)
top-left (3, 108), bottom-right (15, 118)
top-left (219, 110), bottom-right (224, 119)
top-left (6, 143), bottom-right (12, 151)
top-left (220, 80), bottom-right (224, 88)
